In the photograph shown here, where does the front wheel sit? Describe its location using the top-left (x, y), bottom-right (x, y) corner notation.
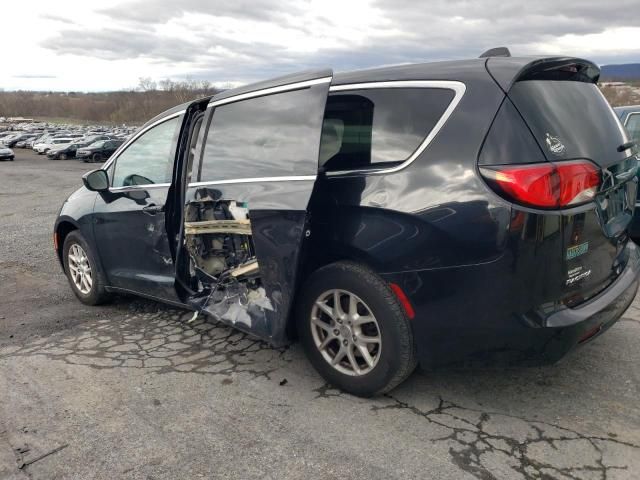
top-left (60, 153), bottom-right (68, 160)
top-left (63, 230), bottom-right (111, 305)
top-left (92, 153), bottom-right (103, 163)
top-left (297, 261), bottom-right (417, 397)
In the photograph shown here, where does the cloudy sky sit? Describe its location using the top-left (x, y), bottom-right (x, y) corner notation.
top-left (2, 0), bottom-right (640, 92)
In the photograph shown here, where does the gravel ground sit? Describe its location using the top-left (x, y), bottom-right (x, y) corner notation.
top-left (0, 149), bottom-right (639, 480)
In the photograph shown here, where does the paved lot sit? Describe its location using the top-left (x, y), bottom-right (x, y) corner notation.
top-left (0, 149), bottom-right (639, 480)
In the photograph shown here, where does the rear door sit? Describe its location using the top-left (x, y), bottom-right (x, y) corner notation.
top-left (177, 70), bottom-right (332, 345)
top-left (506, 72), bottom-right (638, 304)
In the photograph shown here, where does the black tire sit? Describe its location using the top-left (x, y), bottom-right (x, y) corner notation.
top-left (296, 261), bottom-right (417, 397)
top-left (60, 153), bottom-right (68, 160)
top-left (92, 153), bottom-right (103, 163)
top-left (62, 230), bottom-right (111, 305)
top-left (9, 156), bottom-right (14, 161)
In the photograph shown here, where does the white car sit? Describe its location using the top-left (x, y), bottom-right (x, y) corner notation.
top-left (0, 146), bottom-right (14, 161)
top-left (34, 138), bottom-right (74, 154)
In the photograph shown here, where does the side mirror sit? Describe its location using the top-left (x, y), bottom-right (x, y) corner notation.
top-left (82, 169), bottom-right (109, 192)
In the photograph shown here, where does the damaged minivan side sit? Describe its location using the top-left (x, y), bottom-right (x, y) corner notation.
top-left (55, 54), bottom-right (640, 396)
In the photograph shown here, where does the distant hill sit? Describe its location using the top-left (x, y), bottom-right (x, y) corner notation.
top-left (600, 63), bottom-right (640, 81)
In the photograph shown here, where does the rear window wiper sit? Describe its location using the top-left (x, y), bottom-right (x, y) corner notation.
top-left (617, 141), bottom-right (636, 152)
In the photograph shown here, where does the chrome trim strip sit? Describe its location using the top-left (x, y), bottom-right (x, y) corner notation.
top-left (189, 175), bottom-right (316, 187)
top-left (103, 110), bottom-right (186, 172)
top-left (109, 183), bottom-right (171, 192)
top-left (325, 80), bottom-right (466, 177)
top-left (208, 77), bottom-right (332, 108)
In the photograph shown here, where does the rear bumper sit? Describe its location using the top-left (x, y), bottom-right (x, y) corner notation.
top-left (381, 241), bottom-right (640, 369)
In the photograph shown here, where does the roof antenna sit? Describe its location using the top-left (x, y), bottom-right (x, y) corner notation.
top-left (479, 47), bottom-right (511, 58)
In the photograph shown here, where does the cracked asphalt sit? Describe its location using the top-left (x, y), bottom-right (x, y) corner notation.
top-left (1, 150), bottom-right (639, 480)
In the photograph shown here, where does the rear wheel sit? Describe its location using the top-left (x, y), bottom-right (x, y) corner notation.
top-left (297, 261), bottom-right (417, 397)
top-left (63, 231), bottom-right (111, 305)
top-left (60, 153), bottom-right (68, 160)
top-left (92, 153), bottom-right (103, 163)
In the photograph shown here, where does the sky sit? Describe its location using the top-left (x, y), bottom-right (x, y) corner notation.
top-left (2, 0), bottom-right (640, 92)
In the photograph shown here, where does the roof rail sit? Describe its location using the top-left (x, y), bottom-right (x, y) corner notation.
top-left (479, 47), bottom-right (511, 58)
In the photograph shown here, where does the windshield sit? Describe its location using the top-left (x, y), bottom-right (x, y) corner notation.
top-left (624, 113), bottom-right (640, 144)
top-left (89, 141), bottom-right (105, 148)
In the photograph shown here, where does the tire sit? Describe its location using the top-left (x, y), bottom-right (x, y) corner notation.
top-left (9, 156), bottom-right (14, 161)
top-left (296, 261), bottom-right (417, 397)
top-left (60, 153), bottom-right (68, 160)
top-left (62, 230), bottom-right (111, 305)
top-left (92, 153), bottom-right (102, 163)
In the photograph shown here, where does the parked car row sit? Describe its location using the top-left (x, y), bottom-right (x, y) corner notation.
top-left (0, 121), bottom-right (136, 163)
top-left (615, 105), bottom-right (640, 240)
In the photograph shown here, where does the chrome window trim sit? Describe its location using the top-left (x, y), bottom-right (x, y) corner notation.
top-left (102, 110), bottom-right (185, 173)
top-left (189, 175), bottom-right (316, 188)
top-left (207, 77), bottom-right (332, 109)
top-left (109, 183), bottom-right (172, 192)
top-left (323, 80), bottom-right (466, 177)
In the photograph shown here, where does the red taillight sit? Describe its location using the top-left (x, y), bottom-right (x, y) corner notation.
top-left (480, 160), bottom-right (600, 209)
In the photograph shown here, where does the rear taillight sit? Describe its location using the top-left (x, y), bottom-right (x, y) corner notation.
top-left (480, 160), bottom-right (600, 209)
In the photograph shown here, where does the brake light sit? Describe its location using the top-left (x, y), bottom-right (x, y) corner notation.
top-left (480, 160), bottom-right (600, 208)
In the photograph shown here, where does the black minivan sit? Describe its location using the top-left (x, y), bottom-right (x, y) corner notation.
top-left (55, 53), bottom-right (640, 396)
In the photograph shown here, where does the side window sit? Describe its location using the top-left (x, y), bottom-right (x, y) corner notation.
top-left (112, 116), bottom-right (180, 187)
top-left (319, 88), bottom-right (455, 171)
top-left (625, 113), bottom-right (640, 144)
top-left (200, 86), bottom-right (327, 182)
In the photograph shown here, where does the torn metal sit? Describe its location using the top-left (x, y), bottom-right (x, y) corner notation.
top-left (183, 194), bottom-right (273, 333)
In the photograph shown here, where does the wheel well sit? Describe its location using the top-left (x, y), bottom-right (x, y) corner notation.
top-left (286, 243), bottom-right (377, 341)
top-left (55, 221), bottom-right (77, 264)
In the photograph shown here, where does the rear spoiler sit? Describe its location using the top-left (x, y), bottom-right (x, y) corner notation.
top-left (485, 56), bottom-right (601, 93)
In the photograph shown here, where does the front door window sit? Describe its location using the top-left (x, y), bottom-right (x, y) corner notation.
top-left (112, 117), bottom-right (180, 187)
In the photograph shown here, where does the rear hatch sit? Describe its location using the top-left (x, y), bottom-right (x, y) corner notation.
top-left (486, 58), bottom-right (638, 306)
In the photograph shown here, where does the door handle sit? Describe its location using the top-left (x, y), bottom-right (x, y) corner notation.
top-left (142, 204), bottom-right (164, 215)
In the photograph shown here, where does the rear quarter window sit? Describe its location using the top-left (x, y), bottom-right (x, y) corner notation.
top-left (319, 88), bottom-right (455, 172)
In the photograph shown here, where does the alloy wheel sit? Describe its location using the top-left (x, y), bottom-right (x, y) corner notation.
top-left (310, 289), bottom-right (382, 376)
top-left (67, 244), bottom-right (93, 294)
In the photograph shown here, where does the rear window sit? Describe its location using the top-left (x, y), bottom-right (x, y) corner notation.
top-left (320, 88), bottom-right (455, 172)
top-left (508, 81), bottom-right (629, 165)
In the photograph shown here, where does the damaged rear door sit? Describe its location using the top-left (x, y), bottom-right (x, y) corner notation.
top-left (177, 70), bottom-right (333, 346)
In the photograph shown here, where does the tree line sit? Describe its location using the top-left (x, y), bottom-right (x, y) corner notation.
top-left (0, 78), bottom-right (221, 124)
top-left (0, 78), bottom-right (637, 124)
